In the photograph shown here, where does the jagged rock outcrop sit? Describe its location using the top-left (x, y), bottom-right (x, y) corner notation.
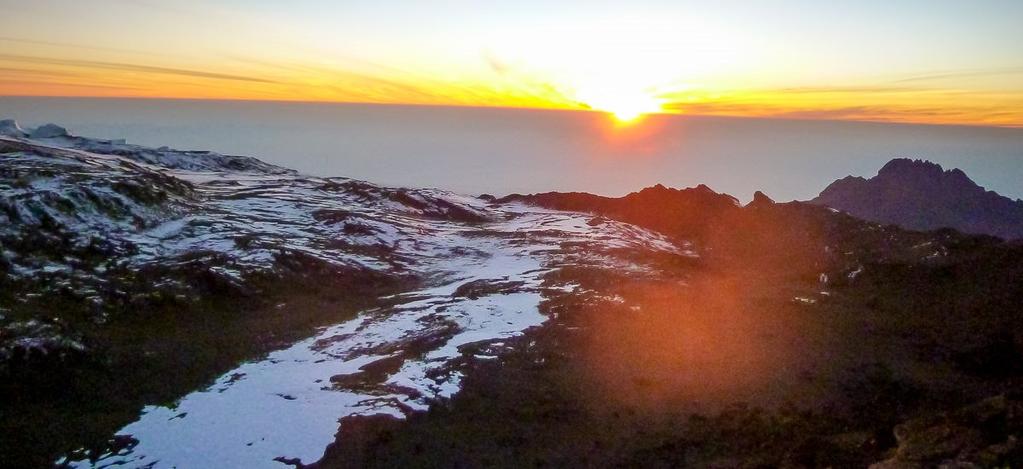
top-left (29, 123), bottom-right (69, 139)
top-left (0, 119), bottom-right (27, 138)
top-left (812, 158), bottom-right (1023, 239)
top-left (747, 190), bottom-right (776, 209)
top-left (499, 183), bottom-right (741, 244)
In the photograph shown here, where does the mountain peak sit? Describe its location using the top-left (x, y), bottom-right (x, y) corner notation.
top-left (877, 158), bottom-right (943, 176)
top-left (876, 158), bottom-right (976, 188)
top-left (812, 158), bottom-right (1023, 239)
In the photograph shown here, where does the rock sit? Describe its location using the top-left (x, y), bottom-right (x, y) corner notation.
top-left (746, 190), bottom-right (776, 208)
top-left (29, 123), bottom-right (70, 139)
top-left (311, 209), bottom-right (354, 224)
top-left (453, 279), bottom-right (526, 299)
top-left (330, 354), bottom-right (406, 390)
top-left (0, 119), bottom-right (27, 138)
top-left (312, 414), bottom-right (406, 467)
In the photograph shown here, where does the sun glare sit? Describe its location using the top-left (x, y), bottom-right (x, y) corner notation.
top-left (577, 86), bottom-right (663, 124)
top-left (610, 107), bottom-right (646, 123)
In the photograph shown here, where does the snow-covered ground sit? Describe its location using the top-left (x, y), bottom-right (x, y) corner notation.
top-left (1, 121), bottom-right (686, 467)
top-left (63, 203), bottom-right (681, 468)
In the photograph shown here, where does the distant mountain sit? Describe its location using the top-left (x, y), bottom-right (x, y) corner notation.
top-left (811, 158), bottom-right (1023, 240)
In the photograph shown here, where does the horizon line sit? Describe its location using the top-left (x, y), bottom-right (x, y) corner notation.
top-left (2, 93), bottom-right (1022, 131)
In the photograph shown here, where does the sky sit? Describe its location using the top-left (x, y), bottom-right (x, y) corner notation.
top-left (2, 0), bottom-right (1022, 127)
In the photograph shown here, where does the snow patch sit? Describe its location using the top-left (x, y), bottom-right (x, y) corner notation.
top-left (64, 204), bottom-right (681, 468)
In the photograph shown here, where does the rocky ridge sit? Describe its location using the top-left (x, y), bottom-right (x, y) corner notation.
top-left (0, 121), bottom-right (687, 467)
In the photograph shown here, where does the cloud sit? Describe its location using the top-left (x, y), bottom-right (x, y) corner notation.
top-left (769, 85), bottom-right (926, 94)
top-left (891, 67), bottom-right (1023, 84)
top-left (768, 106), bottom-right (955, 120)
top-left (0, 37), bottom-right (149, 56)
top-left (0, 79), bottom-right (141, 92)
top-left (659, 99), bottom-right (1023, 127)
top-left (0, 54), bottom-right (280, 84)
top-left (483, 51), bottom-right (510, 76)
top-left (0, 66), bottom-right (84, 78)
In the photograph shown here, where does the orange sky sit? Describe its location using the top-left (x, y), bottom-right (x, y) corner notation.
top-left (2, 1), bottom-right (1022, 127)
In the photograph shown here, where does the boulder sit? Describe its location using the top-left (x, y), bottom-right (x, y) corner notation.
top-left (29, 123), bottom-right (70, 139)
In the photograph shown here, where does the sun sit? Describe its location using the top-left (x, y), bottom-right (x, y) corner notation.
top-left (606, 98), bottom-right (660, 124)
top-left (576, 85), bottom-right (663, 124)
top-left (610, 106), bottom-right (648, 123)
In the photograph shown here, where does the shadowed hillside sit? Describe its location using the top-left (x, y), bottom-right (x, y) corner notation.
top-left (317, 184), bottom-right (1023, 468)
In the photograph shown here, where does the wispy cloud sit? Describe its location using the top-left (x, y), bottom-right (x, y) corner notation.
top-left (769, 85), bottom-right (926, 94)
top-left (891, 67), bottom-right (1023, 84)
top-left (658, 86), bottom-right (1023, 128)
top-left (0, 79), bottom-right (141, 92)
top-left (0, 37), bottom-right (152, 56)
top-left (0, 54), bottom-right (279, 84)
top-left (0, 66), bottom-right (85, 78)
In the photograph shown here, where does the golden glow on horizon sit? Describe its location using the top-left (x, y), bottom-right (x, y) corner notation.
top-left (3, 60), bottom-right (1021, 128)
top-left (3, 46), bottom-right (1019, 127)
top-left (2, 2), bottom-right (1022, 128)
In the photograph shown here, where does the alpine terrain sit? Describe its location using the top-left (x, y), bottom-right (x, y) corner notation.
top-left (2, 122), bottom-right (1022, 468)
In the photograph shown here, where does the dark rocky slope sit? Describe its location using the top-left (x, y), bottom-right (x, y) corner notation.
top-left (318, 185), bottom-right (1023, 468)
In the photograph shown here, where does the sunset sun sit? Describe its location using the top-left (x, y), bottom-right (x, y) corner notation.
top-left (579, 87), bottom-right (663, 123)
top-left (601, 95), bottom-right (663, 123)
top-left (609, 105), bottom-right (651, 123)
